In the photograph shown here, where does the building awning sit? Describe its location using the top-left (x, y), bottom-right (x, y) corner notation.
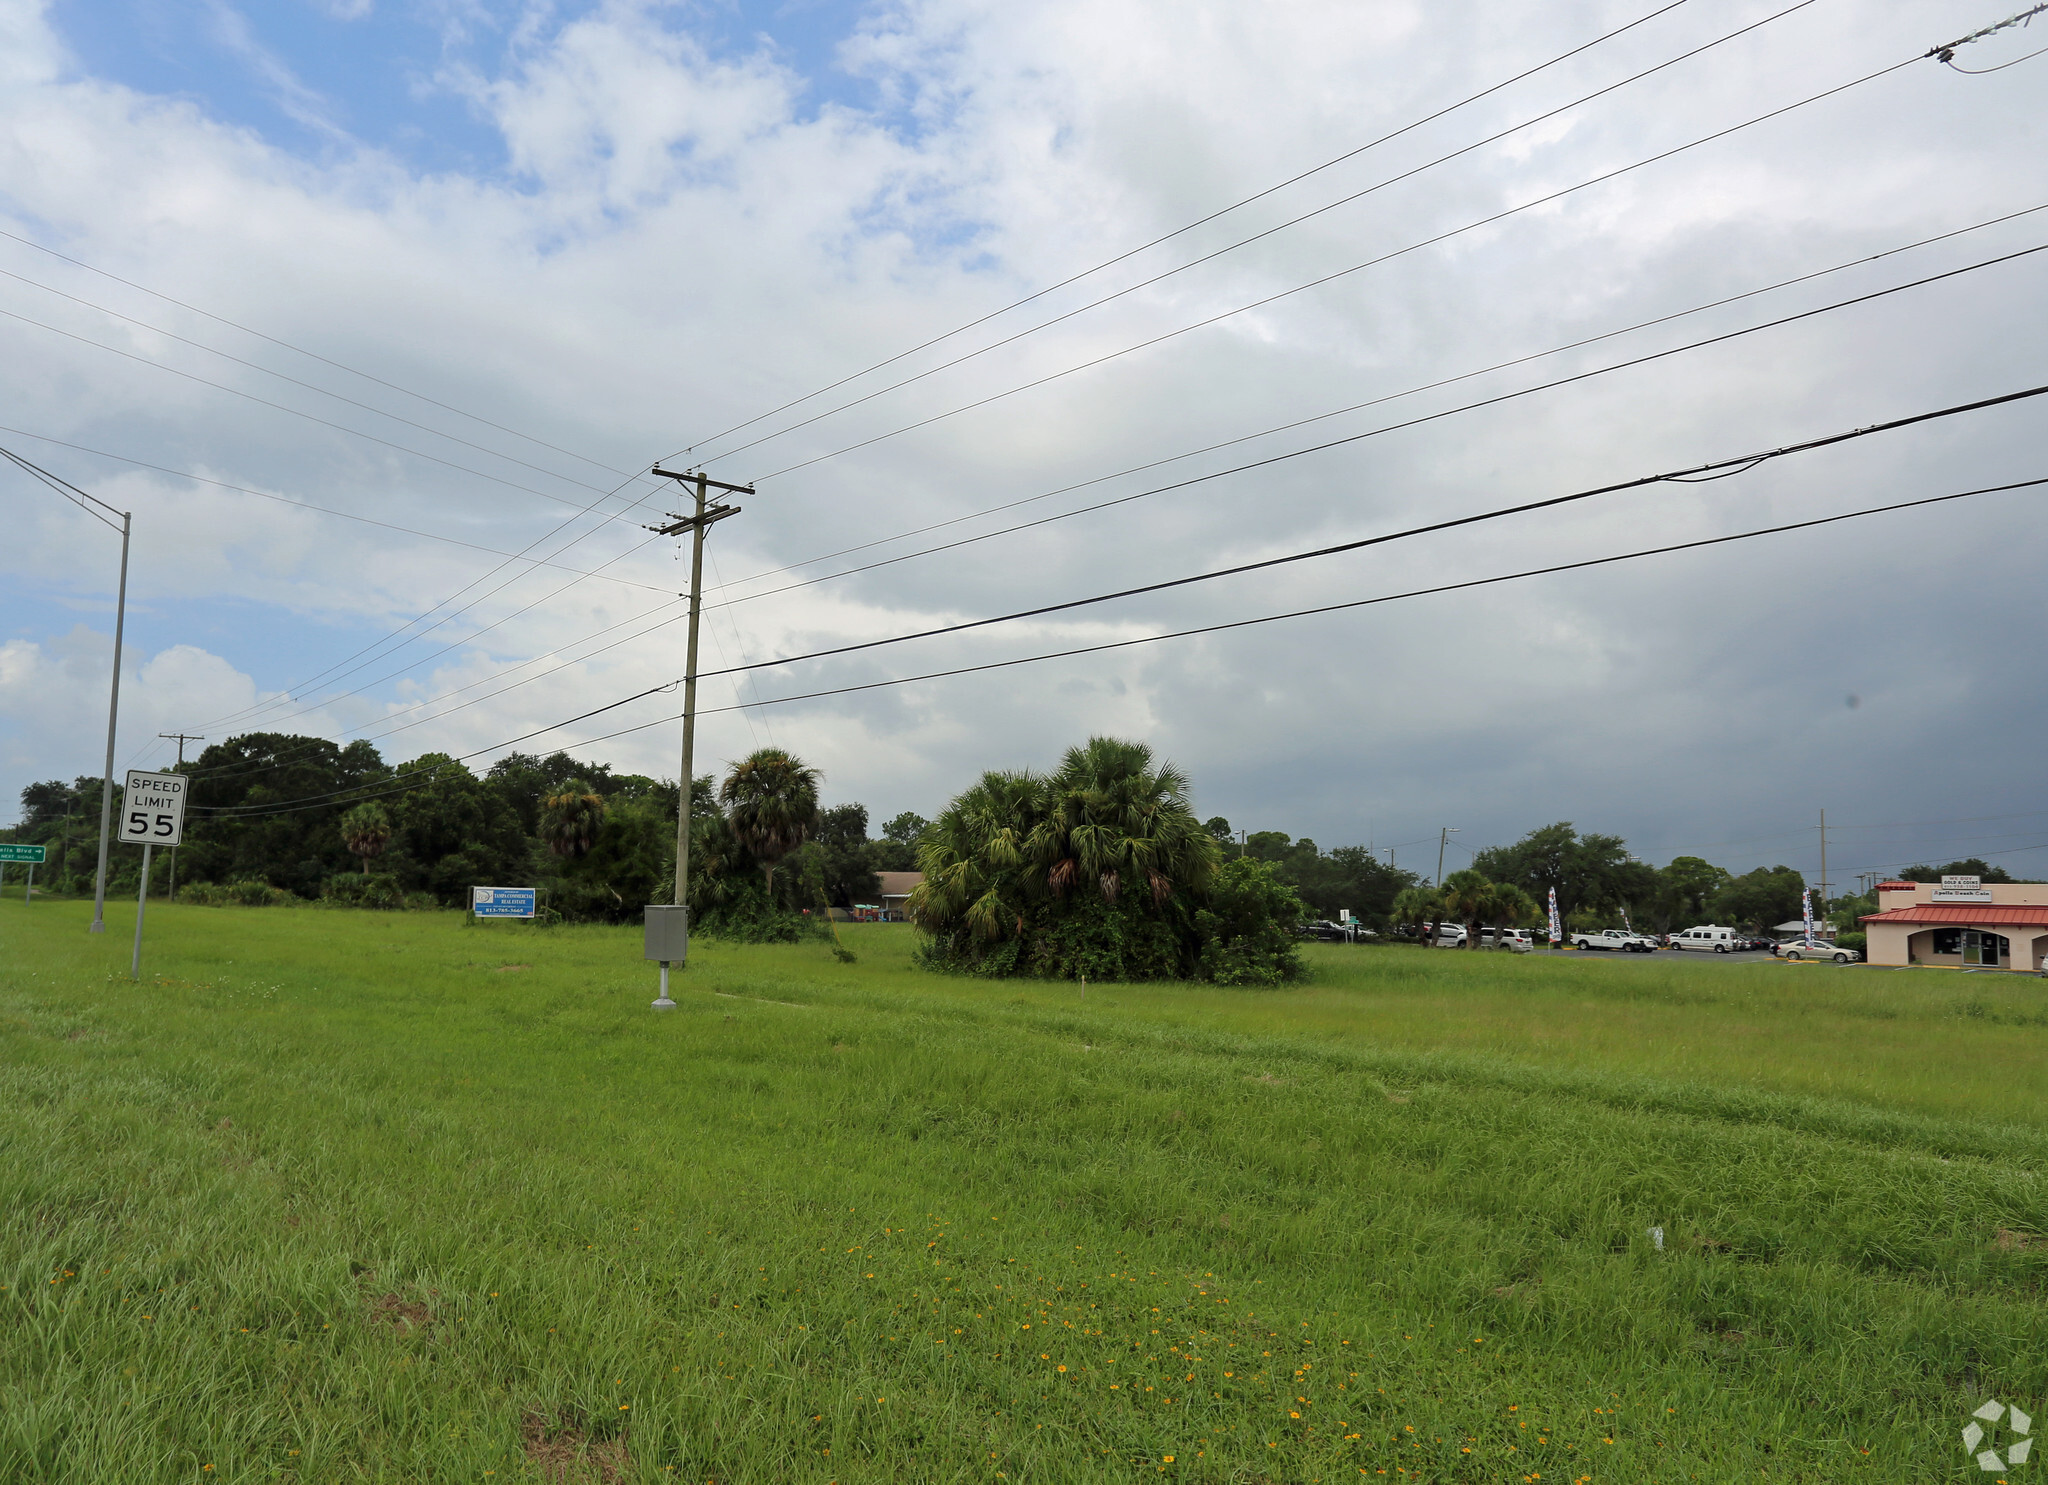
top-left (1862, 905), bottom-right (2048, 926)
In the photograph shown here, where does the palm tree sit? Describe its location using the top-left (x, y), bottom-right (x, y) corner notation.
top-left (339, 802), bottom-right (392, 876)
top-left (539, 780), bottom-right (607, 859)
top-left (908, 769), bottom-right (1047, 942)
top-left (1390, 885), bottom-right (1442, 946)
top-left (1440, 869), bottom-right (1498, 950)
top-left (1486, 883), bottom-right (1539, 946)
top-left (719, 748), bottom-right (821, 897)
top-left (1029, 737), bottom-right (1219, 910)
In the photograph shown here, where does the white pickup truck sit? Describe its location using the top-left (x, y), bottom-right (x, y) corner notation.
top-left (1570, 928), bottom-right (1658, 953)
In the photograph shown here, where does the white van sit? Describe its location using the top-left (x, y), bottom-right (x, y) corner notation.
top-left (1671, 925), bottom-right (1740, 954)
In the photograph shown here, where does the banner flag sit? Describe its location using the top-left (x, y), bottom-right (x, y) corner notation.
top-left (1547, 887), bottom-right (1563, 947)
top-left (1801, 888), bottom-right (1815, 945)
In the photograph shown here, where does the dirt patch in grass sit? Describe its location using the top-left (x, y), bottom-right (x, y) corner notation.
top-left (368, 1292), bottom-right (434, 1334)
top-left (494, 964), bottom-right (532, 973)
top-left (1995, 1227), bottom-right (2045, 1251)
top-left (520, 1409), bottom-right (631, 1484)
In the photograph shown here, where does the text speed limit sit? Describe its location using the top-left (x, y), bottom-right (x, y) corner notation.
top-left (120, 769), bottom-right (189, 847)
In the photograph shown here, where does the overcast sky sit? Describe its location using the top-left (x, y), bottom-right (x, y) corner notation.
top-left (2, 0), bottom-right (2045, 888)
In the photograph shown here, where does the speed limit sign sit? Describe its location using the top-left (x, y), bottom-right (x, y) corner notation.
top-left (120, 769), bottom-right (188, 847)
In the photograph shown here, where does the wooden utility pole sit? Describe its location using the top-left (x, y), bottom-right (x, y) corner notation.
top-left (157, 733), bottom-right (204, 902)
top-left (645, 466), bottom-right (750, 1007)
top-left (1818, 808), bottom-right (1829, 916)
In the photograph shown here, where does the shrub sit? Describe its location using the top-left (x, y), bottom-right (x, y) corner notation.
top-left (320, 874), bottom-right (435, 910)
top-left (181, 878), bottom-right (296, 908)
top-left (1835, 931), bottom-right (1868, 953)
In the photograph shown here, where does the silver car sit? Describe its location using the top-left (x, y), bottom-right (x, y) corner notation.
top-left (1775, 941), bottom-right (1861, 964)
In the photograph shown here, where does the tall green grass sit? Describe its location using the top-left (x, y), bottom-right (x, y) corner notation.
top-left (4, 900), bottom-right (2046, 1482)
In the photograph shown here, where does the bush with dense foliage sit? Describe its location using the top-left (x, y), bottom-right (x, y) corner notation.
top-left (909, 737), bottom-right (1304, 984)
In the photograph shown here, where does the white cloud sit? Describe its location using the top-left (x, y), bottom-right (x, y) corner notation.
top-left (0, 0), bottom-right (2042, 876)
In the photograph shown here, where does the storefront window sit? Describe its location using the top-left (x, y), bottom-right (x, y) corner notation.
top-left (1932, 928), bottom-right (1962, 955)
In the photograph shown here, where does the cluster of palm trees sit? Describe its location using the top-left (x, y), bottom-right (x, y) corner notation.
top-left (1391, 869), bottom-right (1539, 948)
top-left (909, 737), bottom-right (1221, 947)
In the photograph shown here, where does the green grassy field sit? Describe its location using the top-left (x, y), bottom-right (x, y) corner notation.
top-left (6, 899), bottom-right (2048, 1483)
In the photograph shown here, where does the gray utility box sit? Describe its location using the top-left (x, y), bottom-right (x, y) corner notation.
top-left (644, 905), bottom-right (690, 964)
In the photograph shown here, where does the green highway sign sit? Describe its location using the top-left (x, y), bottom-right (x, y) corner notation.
top-left (0, 844), bottom-right (46, 863)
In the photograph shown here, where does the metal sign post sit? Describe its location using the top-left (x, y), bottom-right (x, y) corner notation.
top-left (119, 770), bottom-right (187, 980)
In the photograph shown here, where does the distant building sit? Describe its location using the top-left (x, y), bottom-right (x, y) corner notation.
top-left (877, 871), bottom-right (922, 921)
top-left (1771, 920), bottom-right (1837, 942)
top-left (1860, 878), bottom-right (2048, 971)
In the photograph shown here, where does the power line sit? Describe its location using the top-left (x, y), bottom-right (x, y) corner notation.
top-left (688, 385), bottom-right (2048, 687)
top-left (700, 0), bottom-right (1820, 467)
top-left (0, 301), bottom-right (630, 514)
top-left (0, 265), bottom-right (634, 489)
top-left (746, 47), bottom-right (1923, 482)
top-left (0, 422), bottom-right (681, 594)
top-left (669, 0), bottom-right (1700, 459)
top-left (191, 454), bottom-right (2046, 818)
top-left (696, 228), bottom-right (2048, 618)
top-left (0, 227), bottom-right (626, 476)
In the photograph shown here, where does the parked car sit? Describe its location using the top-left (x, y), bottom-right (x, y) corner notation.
top-left (1671, 925), bottom-right (1743, 953)
top-left (1302, 920), bottom-right (1349, 942)
top-left (1776, 940), bottom-right (1862, 964)
top-left (1741, 936), bottom-right (1777, 953)
top-left (1492, 928), bottom-right (1536, 953)
top-left (1434, 923), bottom-right (1468, 947)
top-left (1571, 928), bottom-right (1657, 953)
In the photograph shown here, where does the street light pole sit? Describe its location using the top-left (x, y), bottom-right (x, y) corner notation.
top-left (646, 465), bottom-right (750, 1009)
top-left (1436, 826), bottom-right (1459, 888)
top-left (0, 447), bottom-right (131, 932)
top-left (90, 511), bottom-right (131, 934)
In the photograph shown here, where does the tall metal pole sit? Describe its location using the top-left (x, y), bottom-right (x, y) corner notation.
top-left (1436, 826), bottom-right (1459, 887)
top-left (90, 512), bottom-right (132, 934)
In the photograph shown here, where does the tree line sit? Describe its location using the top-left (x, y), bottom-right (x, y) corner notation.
top-left (8, 735), bottom-right (2019, 941)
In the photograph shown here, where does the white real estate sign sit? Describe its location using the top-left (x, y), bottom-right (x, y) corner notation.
top-left (119, 769), bottom-right (188, 847)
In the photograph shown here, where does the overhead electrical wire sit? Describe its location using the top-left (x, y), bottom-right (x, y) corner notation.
top-left (0, 422), bottom-right (679, 594)
top-left (0, 303), bottom-right (646, 514)
top-left (0, 267), bottom-right (638, 489)
top-left (172, 230), bottom-right (2048, 781)
top-left (745, 45), bottom-right (1929, 483)
top-left (695, 0), bottom-right (1820, 467)
top-left (672, 0), bottom-right (1702, 456)
top-left (694, 226), bottom-right (2048, 617)
top-left (0, 227), bottom-right (627, 476)
top-left (194, 471), bottom-right (2048, 819)
top-left (684, 383), bottom-right (2048, 685)
top-left (172, 241), bottom-right (2048, 785)
top-left (192, 383), bottom-right (2046, 811)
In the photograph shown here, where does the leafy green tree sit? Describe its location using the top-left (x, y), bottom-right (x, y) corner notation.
top-left (1473, 823), bottom-right (1638, 925)
top-left (1193, 858), bottom-right (1308, 985)
top-left (386, 754), bottom-right (530, 906)
top-left (539, 779), bottom-right (606, 859)
top-left (180, 734), bottom-right (392, 896)
top-left (1203, 816), bottom-right (1235, 845)
top-left (1657, 855), bottom-right (1731, 929)
top-left (1709, 865), bottom-right (1809, 932)
top-left (1899, 858), bottom-right (2015, 884)
top-left (810, 803), bottom-right (882, 911)
top-left (719, 748), bottom-right (822, 897)
top-left (1487, 883), bottom-right (1539, 936)
top-left (338, 803), bottom-right (393, 876)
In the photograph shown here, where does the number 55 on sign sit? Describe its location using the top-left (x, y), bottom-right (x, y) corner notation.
top-left (120, 770), bottom-right (188, 846)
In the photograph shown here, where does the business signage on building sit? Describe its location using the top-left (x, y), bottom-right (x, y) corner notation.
top-left (1933, 874), bottom-right (1993, 903)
